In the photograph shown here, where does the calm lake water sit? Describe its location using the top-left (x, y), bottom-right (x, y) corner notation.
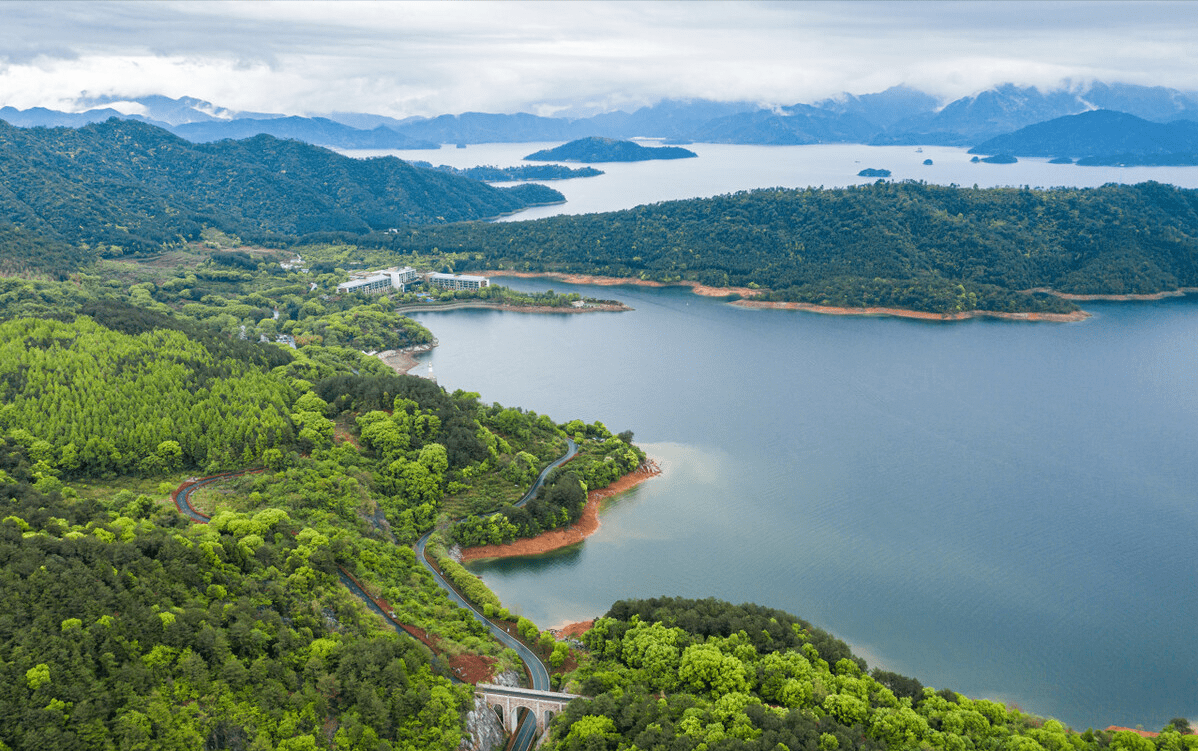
top-left (409, 280), bottom-right (1198, 733)
top-left (345, 141), bottom-right (1198, 220)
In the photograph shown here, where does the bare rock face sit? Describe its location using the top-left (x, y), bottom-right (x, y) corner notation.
top-left (461, 695), bottom-right (505, 751)
top-left (493, 669), bottom-right (521, 687)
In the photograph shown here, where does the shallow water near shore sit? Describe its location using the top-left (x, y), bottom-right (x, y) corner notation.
top-left (408, 279), bottom-right (1198, 731)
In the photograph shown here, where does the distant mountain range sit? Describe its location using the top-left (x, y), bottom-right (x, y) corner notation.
top-left (970, 110), bottom-right (1198, 165)
top-left (4, 81), bottom-right (1198, 159)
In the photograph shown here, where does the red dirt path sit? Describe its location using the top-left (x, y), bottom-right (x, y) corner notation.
top-left (460, 460), bottom-right (661, 561)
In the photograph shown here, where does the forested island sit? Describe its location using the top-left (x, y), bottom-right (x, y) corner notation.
top-left (524, 136), bottom-right (698, 162)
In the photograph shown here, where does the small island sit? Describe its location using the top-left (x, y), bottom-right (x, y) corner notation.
top-left (923, 158), bottom-right (934, 165)
top-left (524, 136), bottom-right (698, 163)
top-left (857, 167), bottom-right (892, 177)
top-left (981, 153), bottom-right (1019, 164)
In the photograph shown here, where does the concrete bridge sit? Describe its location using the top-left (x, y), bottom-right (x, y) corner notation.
top-left (476, 684), bottom-right (581, 739)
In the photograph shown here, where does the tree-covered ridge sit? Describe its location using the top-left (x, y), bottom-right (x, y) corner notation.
top-left (525, 137), bottom-right (698, 162)
top-left (0, 117), bottom-right (563, 266)
top-left (0, 441), bottom-right (472, 751)
top-left (549, 597), bottom-right (1198, 751)
top-left (356, 180), bottom-right (1198, 313)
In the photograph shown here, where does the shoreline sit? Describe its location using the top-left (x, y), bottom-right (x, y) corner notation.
top-left (375, 340), bottom-right (437, 375)
top-left (394, 300), bottom-right (630, 314)
top-left (730, 300), bottom-right (1091, 322)
top-left (483, 270), bottom-right (1104, 321)
top-left (460, 459), bottom-right (662, 562)
top-left (483, 270), bottom-right (761, 299)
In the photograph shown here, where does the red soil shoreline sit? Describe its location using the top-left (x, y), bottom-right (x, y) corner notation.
top-left (731, 299), bottom-right (1090, 322)
top-left (460, 459), bottom-right (662, 561)
top-left (481, 271), bottom-right (1104, 321)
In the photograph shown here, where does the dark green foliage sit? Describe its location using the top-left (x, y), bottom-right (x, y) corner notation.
top-left (0, 466), bottom-right (470, 751)
top-left (0, 118), bottom-right (562, 273)
top-left (525, 137), bottom-right (698, 162)
top-left (366, 180), bottom-right (1198, 310)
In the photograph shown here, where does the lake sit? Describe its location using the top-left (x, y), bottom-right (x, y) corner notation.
top-left (409, 279), bottom-right (1198, 733)
top-left (345, 141), bottom-right (1198, 220)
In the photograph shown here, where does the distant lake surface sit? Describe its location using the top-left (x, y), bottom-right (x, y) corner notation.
top-left (345, 142), bottom-right (1198, 220)
top-left (409, 279), bottom-right (1198, 733)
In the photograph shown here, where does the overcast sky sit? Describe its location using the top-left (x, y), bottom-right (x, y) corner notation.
top-left (2, 1), bottom-right (1197, 118)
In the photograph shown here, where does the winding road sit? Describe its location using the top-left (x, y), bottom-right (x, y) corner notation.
top-left (174, 438), bottom-right (579, 751)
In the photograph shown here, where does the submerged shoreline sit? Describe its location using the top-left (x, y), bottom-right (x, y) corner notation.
top-left (459, 459), bottom-right (662, 562)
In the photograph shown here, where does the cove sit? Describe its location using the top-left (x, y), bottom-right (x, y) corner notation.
top-left (408, 278), bottom-right (1198, 732)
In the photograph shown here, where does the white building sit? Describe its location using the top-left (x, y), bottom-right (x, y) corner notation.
top-left (427, 272), bottom-right (490, 291)
top-left (336, 266), bottom-right (419, 295)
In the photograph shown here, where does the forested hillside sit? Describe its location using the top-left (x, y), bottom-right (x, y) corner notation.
top-left (0, 250), bottom-right (655, 749)
top-left (362, 180), bottom-right (1198, 313)
top-left (0, 118), bottom-right (563, 274)
top-left (547, 597), bottom-right (1198, 751)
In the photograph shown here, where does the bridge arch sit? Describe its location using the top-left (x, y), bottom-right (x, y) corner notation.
top-left (476, 684), bottom-right (581, 738)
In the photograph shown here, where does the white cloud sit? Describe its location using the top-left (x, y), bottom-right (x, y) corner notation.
top-left (1, 1), bottom-right (1196, 117)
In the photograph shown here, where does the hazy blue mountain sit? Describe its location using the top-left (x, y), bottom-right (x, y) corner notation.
top-left (172, 116), bottom-right (438, 149)
top-left (1081, 82), bottom-right (1198, 123)
top-left (812, 85), bottom-right (941, 129)
top-left (970, 110), bottom-right (1198, 163)
top-left (79, 94), bottom-right (285, 125)
top-left (873, 84), bottom-right (1089, 145)
top-left (524, 136), bottom-right (696, 162)
top-left (689, 105), bottom-right (876, 145)
top-left (390, 111), bottom-right (585, 144)
top-left (0, 106), bottom-right (135, 128)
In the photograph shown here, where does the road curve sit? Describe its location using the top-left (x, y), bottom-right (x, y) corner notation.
top-left (415, 437), bottom-right (577, 693)
top-left (174, 438), bottom-right (579, 751)
top-left (416, 438), bottom-right (577, 751)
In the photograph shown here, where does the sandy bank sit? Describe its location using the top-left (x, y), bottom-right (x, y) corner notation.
top-left (460, 459), bottom-right (662, 562)
top-left (375, 340), bottom-right (437, 375)
top-left (730, 299), bottom-right (1091, 322)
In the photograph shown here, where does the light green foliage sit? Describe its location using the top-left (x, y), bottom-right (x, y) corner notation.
top-left (0, 317), bottom-right (294, 475)
top-left (679, 642), bottom-right (750, 699)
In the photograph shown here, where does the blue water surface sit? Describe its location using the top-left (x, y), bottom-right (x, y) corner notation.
top-left (409, 280), bottom-right (1198, 731)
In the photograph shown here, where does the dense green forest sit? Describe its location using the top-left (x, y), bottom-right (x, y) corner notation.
top-left (546, 597), bottom-right (1197, 751)
top-left (0, 248), bottom-right (656, 749)
top-left (350, 180), bottom-right (1198, 313)
top-left (0, 118), bottom-right (562, 274)
top-left (6, 116), bottom-right (1198, 313)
